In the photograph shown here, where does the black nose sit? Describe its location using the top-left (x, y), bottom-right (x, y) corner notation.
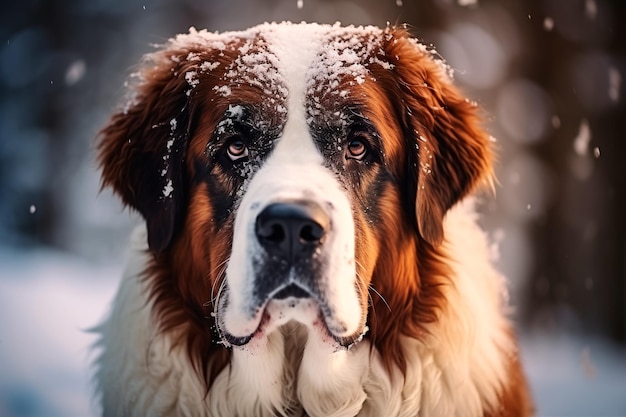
top-left (255, 201), bottom-right (329, 262)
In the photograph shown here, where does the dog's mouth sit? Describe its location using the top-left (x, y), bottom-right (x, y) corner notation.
top-left (273, 283), bottom-right (311, 299)
top-left (217, 283), bottom-right (368, 349)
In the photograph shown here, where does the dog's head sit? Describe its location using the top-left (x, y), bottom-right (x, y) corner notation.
top-left (99, 22), bottom-right (492, 380)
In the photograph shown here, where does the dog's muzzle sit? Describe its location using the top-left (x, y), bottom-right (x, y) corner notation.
top-left (217, 193), bottom-right (366, 348)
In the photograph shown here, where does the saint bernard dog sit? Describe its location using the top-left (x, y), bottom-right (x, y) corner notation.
top-left (94, 22), bottom-right (533, 417)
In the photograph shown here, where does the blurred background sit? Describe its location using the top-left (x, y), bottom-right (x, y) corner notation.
top-left (0, 0), bottom-right (624, 415)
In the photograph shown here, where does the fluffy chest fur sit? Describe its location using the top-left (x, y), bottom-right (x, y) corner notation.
top-left (94, 22), bottom-right (533, 417)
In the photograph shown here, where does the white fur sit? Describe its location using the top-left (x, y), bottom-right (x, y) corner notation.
top-left (94, 201), bottom-right (512, 417)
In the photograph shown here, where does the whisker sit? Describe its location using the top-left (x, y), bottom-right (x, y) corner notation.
top-left (353, 260), bottom-right (379, 318)
top-left (356, 271), bottom-right (377, 318)
top-left (208, 257), bottom-right (230, 278)
top-left (368, 284), bottom-right (391, 312)
top-left (354, 269), bottom-right (380, 324)
top-left (212, 277), bottom-right (227, 319)
top-left (209, 259), bottom-right (230, 304)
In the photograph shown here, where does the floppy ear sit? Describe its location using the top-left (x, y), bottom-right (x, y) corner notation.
top-left (388, 31), bottom-right (494, 245)
top-left (98, 49), bottom-right (197, 253)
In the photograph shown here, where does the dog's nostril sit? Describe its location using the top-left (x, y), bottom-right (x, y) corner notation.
top-left (299, 224), bottom-right (323, 243)
top-left (255, 201), bottom-right (329, 261)
top-left (258, 222), bottom-right (286, 244)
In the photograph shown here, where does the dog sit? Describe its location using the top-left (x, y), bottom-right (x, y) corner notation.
top-left (94, 22), bottom-right (533, 417)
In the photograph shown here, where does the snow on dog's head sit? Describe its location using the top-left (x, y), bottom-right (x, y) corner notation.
top-left (98, 21), bottom-right (493, 386)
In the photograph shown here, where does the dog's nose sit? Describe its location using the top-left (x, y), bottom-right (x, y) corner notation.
top-left (255, 201), bottom-right (329, 261)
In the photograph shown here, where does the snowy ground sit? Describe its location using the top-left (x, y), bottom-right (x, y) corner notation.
top-left (1, 247), bottom-right (625, 417)
top-left (0, 248), bottom-right (120, 417)
top-left (521, 333), bottom-right (626, 416)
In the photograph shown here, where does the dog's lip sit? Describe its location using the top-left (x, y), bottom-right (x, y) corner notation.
top-left (219, 287), bottom-right (367, 348)
top-left (219, 286), bottom-right (314, 347)
top-left (272, 283), bottom-right (311, 299)
top-left (221, 331), bottom-right (254, 347)
top-left (219, 300), bottom-right (301, 347)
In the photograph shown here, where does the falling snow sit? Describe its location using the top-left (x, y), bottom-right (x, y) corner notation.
top-left (297, 0), bottom-right (303, 9)
top-left (585, 0), bottom-right (598, 20)
top-left (65, 60), bottom-right (86, 86)
top-left (458, 0), bottom-right (478, 6)
top-left (573, 119), bottom-right (592, 156)
top-left (489, 228), bottom-right (505, 262)
top-left (29, 205), bottom-right (36, 214)
top-left (581, 347), bottom-right (598, 379)
top-left (543, 17), bottom-right (554, 31)
top-left (608, 67), bottom-right (621, 103)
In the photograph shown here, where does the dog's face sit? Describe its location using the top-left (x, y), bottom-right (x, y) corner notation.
top-left (99, 22), bottom-right (492, 375)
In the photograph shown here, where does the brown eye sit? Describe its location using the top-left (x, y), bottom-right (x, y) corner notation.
top-left (346, 138), bottom-right (368, 160)
top-left (227, 138), bottom-right (248, 161)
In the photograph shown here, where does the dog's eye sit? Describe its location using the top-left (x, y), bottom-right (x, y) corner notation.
top-left (226, 138), bottom-right (249, 161)
top-left (346, 138), bottom-right (368, 161)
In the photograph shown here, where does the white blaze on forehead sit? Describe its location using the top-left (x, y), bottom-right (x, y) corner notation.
top-left (262, 23), bottom-right (327, 160)
top-left (223, 23), bottom-right (369, 339)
